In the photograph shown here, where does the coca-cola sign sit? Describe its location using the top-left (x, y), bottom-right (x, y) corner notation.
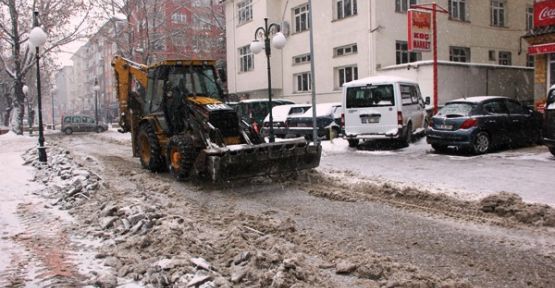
top-left (534, 0), bottom-right (555, 28)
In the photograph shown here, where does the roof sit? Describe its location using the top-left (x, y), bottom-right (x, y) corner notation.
top-left (448, 96), bottom-right (509, 103)
top-left (524, 26), bottom-right (555, 38)
top-left (238, 98), bottom-right (295, 104)
top-left (343, 75), bottom-right (417, 88)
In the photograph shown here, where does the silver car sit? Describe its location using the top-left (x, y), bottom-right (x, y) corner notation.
top-left (61, 115), bottom-right (108, 135)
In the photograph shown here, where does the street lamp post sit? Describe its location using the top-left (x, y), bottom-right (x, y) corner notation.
top-left (94, 78), bottom-right (100, 127)
top-left (250, 18), bottom-right (287, 143)
top-left (29, 12), bottom-right (48, 163)
top-left (51, 84), bottom-right (56, 130)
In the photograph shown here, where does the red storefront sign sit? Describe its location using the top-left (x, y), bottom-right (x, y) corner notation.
top-left (408, 10), bottom-right (431, 52)
top-left (528, 43), bottom-right (555, 55)
top-left (534, 0), bottom-right (555, 28)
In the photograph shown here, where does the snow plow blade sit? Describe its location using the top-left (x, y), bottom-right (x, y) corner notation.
top-left (201, 138), bottom-right (321, 181)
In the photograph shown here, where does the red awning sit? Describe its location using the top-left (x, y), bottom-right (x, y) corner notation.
top-left (528, 43), bottom-right (555, 55)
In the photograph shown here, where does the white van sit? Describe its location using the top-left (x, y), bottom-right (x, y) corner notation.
top-left (342, 76), bottom-right (428, 147)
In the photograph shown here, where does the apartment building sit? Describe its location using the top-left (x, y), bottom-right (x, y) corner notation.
top-left (225, 0), bottom-right (534, 104)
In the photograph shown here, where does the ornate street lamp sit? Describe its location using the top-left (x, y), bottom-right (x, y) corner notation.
top-left (250, 18), bottom-right (287, 143)
top-left (29, 12), bottom-right (48, 162)
top-left (94, 78), bottom-right (100, 127)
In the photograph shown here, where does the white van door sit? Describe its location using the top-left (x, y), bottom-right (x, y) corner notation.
top-left (399, 84), bottom-right (425, 130)
top-left (344, 83), bottom-right (399, 136)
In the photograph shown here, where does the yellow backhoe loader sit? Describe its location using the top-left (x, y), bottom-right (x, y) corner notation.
top-left (111, 56), bottom-right (321, 181)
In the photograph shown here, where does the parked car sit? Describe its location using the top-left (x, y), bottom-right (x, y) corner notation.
top-left (61, 115), bottom-right (108, 135)
top-left (261, 104), bottom-right (311, 138)
top-left (342, 76), bottom-right (428, 148)
top-left (234, 99), bottom-right (295, 132)
top-left (426, 96), bottom-right (543, 154)
top-left (544, 87), bottom-right (555, 156)
top-left (286, 102), bottom-right (342, 139)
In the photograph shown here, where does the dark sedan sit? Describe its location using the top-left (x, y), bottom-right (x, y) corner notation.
top-left (286, 103), bottom-right (342, 140)
top-left (426, 96), bottom-right (543, 154)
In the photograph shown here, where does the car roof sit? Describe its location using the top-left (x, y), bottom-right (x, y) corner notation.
top-left (343, 75), bottom-right (417, 88)
top-left (238, 98), bottom-right (295, 104)
top-left (448, 96), bottom-right (509, 103)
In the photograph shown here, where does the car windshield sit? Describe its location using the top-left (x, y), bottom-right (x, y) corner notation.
top-left (346, 84), bottom-right (395, 108)
top-left (437, 103), bottom-right (475, 117)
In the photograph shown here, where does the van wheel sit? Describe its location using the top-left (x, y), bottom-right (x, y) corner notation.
top-left (167, 135), bottom-right (196, 181)
top-left (63, 128), bottom-right (73, 135)
top-left (137, 123), bottom-right (164, 172)
top-left (400, 123), bottom-right (412, 147)
top-left (348, 139), bottom-right (359, 148)
top-left (96, 126), bottom-right (103, 133)
top-left (473, 131), bottom-right (490, 154)
top-left (549, 147), bottom-right (555, 157)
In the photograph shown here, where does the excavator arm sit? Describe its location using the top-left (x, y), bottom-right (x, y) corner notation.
top-left (111, 56), bottom-right (148, 133)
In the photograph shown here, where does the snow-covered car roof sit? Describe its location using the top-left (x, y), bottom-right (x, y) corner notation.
top-left (343, 75), bottom-right (417, 88)
top-left (288, 102), bottom-right (341, 118)
top-left (238, 98), bottom-right (295, 104)
top-left (263, 104), bottom-right (312, 122)
top-left (448, 96), bottom-right (509, 103)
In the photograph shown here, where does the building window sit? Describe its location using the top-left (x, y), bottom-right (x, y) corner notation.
top-left (396, 0), bottom-right (417, 13)
top-left (239, 45), bottom-right (253, 72)
top-left (396, 41), bottom-right (421, 64)
top-left (526, 6), bottom-right (534, 31)
top-left (448, 0), bottom-right (466, 21)
top-left (293, 4), bottom-right (310, 33)
top-left (491, 0), bottom-right (506, 27)
top-left (237, 0), bottom-right (252, 24)
top-left (294, 72), bottom-right (312, 92)
top-left (449, 46), bottom-right (470, 62)
top-left (334, 43), bottom-right (358, 57)
top-left (171, 13), bottom-right (186, 24)
top-left (527, 55), bottom-right (534, 68)
top-left (293, 53), bottom-right (311, 65)
top-left (336, 65), bottom-right (358, 89)
top-left (498, 51), bottom-right (511, 65)
top-left (336, 0), bottom-right (357, 20)
top-left (489, 50), bottom-right (496, 61)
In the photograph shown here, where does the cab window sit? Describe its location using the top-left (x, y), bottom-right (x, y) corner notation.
top-left (64, 116), bottom-right (71, 123)
top-left (483, 100), bottom-right (508, 115)
top-left (72, 116), bottom-right (81, 123)
top-left (505, 100), bottom-right (527, 115)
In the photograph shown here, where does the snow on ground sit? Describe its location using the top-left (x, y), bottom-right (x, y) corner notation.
top-left (0, 133), bottom-right (43, 268)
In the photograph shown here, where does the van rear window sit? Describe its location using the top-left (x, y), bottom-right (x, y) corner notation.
top-left (346, 85), bottom-right (394, 108)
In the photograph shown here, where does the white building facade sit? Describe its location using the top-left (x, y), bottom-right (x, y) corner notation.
top-left (225, 0), bottom-right (534, 104)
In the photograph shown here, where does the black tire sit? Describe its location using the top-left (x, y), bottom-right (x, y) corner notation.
top-left (533, 129), bottom-right (544, 145)
top-left (167, 135), bottom-right (197, 181)
top-left (400, 123), bottom-right (412, 147)
top-left (63, 127), bottom-right (73, 135)
top-left (137, 123), bottom-right (164, 172)
top-left (431, 144), bottom-right (448, 152)
top-left (348, 139), bottom-right (359, 148)
top-left (472, 131), bottom-right (490, 154)
top-left (550, 147), bottom-right (555, 157)
top-left (96, 126), bottom-right (103, 133)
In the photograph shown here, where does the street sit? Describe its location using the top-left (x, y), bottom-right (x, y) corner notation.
top-left (1, 130), bottom-right (554, 287)
top-left (321, 136), bottom-right (555, 206)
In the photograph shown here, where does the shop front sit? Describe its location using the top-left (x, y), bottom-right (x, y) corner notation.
top-left (525, 0), bottom-right (555, 111)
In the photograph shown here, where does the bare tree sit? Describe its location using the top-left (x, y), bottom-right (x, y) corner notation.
top-left (0, 0), bottom-right (92, 133)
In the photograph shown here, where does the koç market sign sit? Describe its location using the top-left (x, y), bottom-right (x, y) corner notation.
top-left (408, 10), bottom-right (431, 52)
top-left (535, 0), bottom-right (555, 28)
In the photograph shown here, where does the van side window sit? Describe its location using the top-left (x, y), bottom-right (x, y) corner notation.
top-left (64, 116), bottom-right (71, 123)
top-left (400, 85), bottom-right (418, 105)
top-left (72, 116), bottom-right (81, 123)
top-left (346, 84), bottom-right (394, 108)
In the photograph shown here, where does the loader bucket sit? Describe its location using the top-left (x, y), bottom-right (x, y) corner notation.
top-left (201, 138), bottom-right (321, 181)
